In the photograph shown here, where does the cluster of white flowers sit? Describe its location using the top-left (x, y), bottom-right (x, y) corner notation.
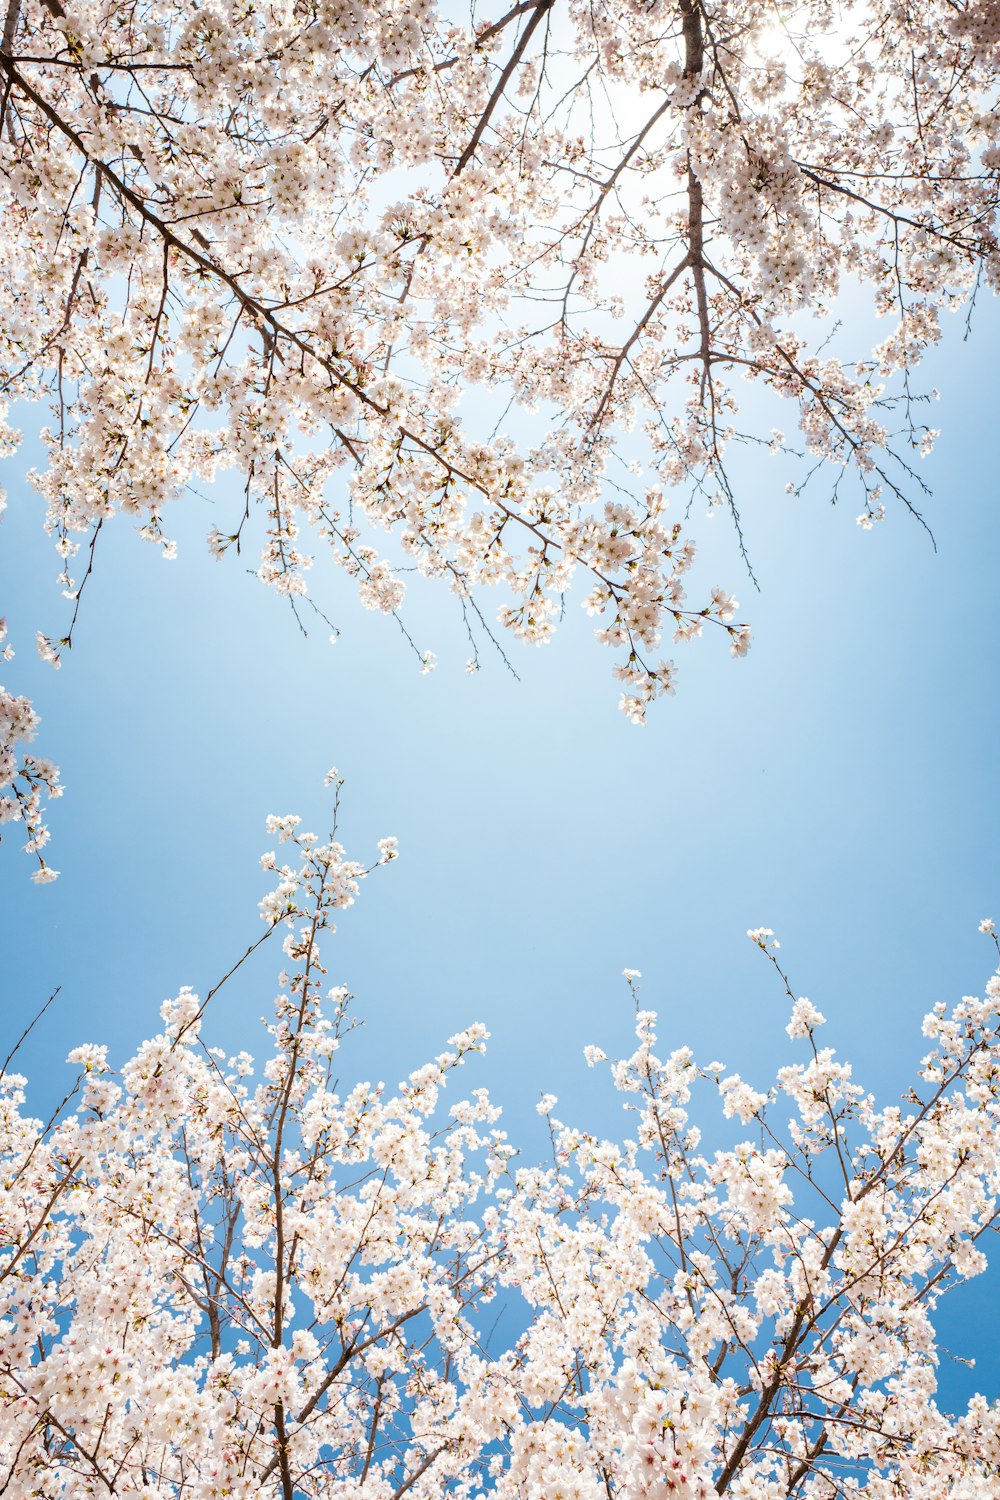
top-left (1, 0), bottom-right (994, 872)
top-left (785, 995), bottom-right (827, 1039)
top-left (746, 926), bottom-right (778, 949)
top-left (3, 826), bottom-right (1000, 1496)
top-left (0, 621), bottom-right (62, 881)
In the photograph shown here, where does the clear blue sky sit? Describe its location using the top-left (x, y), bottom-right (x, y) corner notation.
top-left (2, 297), bottom-right (998, 1409)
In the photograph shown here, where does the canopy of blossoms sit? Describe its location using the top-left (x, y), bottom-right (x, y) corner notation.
top-left (1, 0), bottom-right (999, 876)
top-left (1, 806), bottom-right (999, 1497)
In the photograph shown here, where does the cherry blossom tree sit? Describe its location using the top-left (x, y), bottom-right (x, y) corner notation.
top-left (2, 6), bottom-right (998, 1488)
top-left (1, 801), bottom-right (999, 1497)
top-left (1, 0), bottom-right (999, 875)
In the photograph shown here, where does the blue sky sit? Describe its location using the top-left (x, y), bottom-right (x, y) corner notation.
top-left (1, 295), bottom-right (998, 1409)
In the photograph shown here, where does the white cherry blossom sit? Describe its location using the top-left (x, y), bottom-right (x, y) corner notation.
top-left (2, 816), bottom-right (1000, 1497)
top-left (2, 0), bottom-right (998, 871)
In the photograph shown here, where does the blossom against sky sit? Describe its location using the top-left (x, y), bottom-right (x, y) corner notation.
top-left (3, 294), bottom-right (997, 1138)
top-left (2, 5), bottom-right (1000, 1493)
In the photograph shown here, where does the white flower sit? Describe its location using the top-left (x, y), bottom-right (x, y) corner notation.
top-left (729, 625), bottom-right (752, 658)
top-left (710, 586), bottom-right (739, 621)
top-left (786, 997), bottom-right (827, 1039)
top-left (265, 814), bottom-right (301, 841)
top-left (36, 633), bottom-right (61, 669)
top-left (66, 1043), bottom-right (109, 1072)
top-left (719, 1074), bottom-right (767, 1123)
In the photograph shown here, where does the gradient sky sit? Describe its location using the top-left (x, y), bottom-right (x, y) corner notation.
top-left (2, 292), bottom-right (998, 1412)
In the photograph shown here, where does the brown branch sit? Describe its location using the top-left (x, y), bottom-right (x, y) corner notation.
top-left (449, 0), bottom-right (555, 179)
